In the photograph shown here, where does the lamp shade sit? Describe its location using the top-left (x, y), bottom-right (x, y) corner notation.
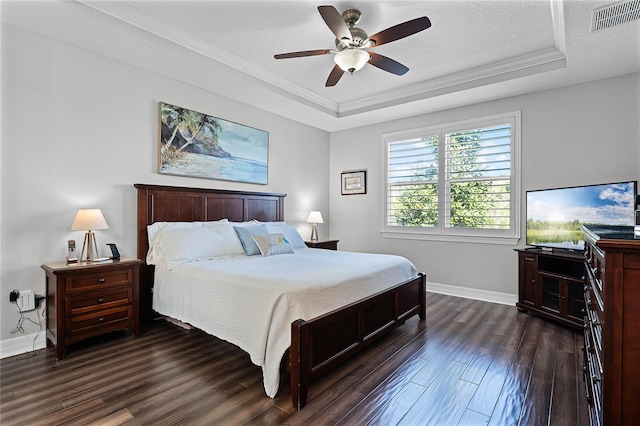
top-left (334, 48), bottom-right (370, 73)
top-left (307, 211), bottom-right (324, 224)
top-left (71, 209), bottom-right (109, 231)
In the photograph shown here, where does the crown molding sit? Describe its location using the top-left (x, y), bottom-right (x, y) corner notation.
top-left (80, 0), bottom-right (566, 119)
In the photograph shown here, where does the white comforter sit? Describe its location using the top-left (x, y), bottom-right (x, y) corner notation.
top-left (152, 247), bottom-right (417, 398)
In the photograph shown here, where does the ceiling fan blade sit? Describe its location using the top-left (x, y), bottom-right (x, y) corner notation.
top-left (368, 52), bottom-right (409, 76)
top-left (274, 49), bottom-right (332, 59)
top-left (325, 64), bottom-right (345, 87)
top-left (318, 5), bottom-right (352, 42)
top-left (368, 16), bottom-right (431, 47)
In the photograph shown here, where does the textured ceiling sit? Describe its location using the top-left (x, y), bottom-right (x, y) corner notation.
top-left (2, 0), bottom-right (639, 131)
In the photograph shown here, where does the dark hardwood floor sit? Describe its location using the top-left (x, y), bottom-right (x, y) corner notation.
top-left (1, 292), bottom-right (589, 425)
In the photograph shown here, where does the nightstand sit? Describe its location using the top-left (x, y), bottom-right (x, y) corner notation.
top-left (41, 257), bottom-right (142, 359)
top-left (305, 240), bottom-right (339, 250)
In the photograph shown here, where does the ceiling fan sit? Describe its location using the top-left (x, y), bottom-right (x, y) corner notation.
top-left (274, 5), bottom-right (431, 87)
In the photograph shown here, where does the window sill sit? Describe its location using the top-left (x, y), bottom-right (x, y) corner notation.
top-left (381, 231), bottom-right (521, 245)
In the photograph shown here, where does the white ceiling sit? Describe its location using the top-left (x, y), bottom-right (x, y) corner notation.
top-left (2, 0), bottom-right (639, 131)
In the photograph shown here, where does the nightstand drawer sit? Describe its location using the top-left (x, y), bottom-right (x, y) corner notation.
top-left (65, 268), bottom-right (133, 294)
top-left (67, 306), bottom-right (132, 335)
top-left (66, 287), bottom-right (132, 316)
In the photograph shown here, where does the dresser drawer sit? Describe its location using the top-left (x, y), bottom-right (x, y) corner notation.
top-left (65, 268), bottom-right (133, 294)
top-left (67, 306), bottom-right (132, 335)
top-left (583, 326), bottom-right (602, 415)
top-left (66, 287), bottom-right (132, 316)
top-left (587, 245), bottom-right (605, 295)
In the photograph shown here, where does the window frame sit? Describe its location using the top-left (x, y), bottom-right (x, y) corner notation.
top-left (382, 111), bottom-right (521, 245)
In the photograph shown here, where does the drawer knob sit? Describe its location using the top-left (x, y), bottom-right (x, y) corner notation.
top-left (98, 278), bottom-right (105, 283)
top-left (97, 298), bottom-right (104, 303)
top-left (98, 317), bottom-right (105, 322)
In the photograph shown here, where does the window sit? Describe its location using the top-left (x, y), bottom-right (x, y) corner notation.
top-left (383, 112), bottom-right (521, 244)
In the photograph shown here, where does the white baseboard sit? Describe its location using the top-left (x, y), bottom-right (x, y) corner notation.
top-left (427, 281), bottom-right (517, 306)
top-left (0, 332), bottom-right (46, 359)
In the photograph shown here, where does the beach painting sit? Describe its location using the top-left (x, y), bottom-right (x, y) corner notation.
top-left (159, 102), bottom-right (268, 184)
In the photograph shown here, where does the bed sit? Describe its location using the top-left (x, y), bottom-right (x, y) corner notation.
top-left (135, 184), bottom-right (426, 409)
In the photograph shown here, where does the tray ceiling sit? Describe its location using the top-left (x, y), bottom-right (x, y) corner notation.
top-left (2, 0), bottom-right (638, 131)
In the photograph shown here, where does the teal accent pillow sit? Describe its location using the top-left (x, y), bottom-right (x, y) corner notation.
top-left (233, 224), bottom-right (268, 256)
top-left (252, 233), bottom-right (294, 257)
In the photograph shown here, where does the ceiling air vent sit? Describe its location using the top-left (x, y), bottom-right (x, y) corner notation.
top-left (592, 0), bottom-right (640, 32)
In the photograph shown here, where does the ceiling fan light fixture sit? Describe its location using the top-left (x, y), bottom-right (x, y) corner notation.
top-left (334, 49), bottom-right (370, 73)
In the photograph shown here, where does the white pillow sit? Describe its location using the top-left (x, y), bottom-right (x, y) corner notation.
top-left (146, 219), bottom-right (228, 264)
top-left (266, 223), bottom-right (306, 249)
top-left (157, 227), bottom-right (238, 263)
top-left (200, 221), bottom-right (244, 255)
top-left (252, 233), bottom-right (294, 257)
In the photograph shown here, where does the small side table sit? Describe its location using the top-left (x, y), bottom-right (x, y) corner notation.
top-left (305, 240), bottom-right (339, 250)
top-left (41, 257), bottom-right (142, 359)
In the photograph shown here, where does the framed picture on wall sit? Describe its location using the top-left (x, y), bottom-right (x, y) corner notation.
top-left (159, 102), bottom-right (269, 184)
top-left (341, 170), bottom-right (367, 195)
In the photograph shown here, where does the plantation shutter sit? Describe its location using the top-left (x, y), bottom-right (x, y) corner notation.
top-left (386, 135), bottom-right (439, 228)
top-left (444, 123), bottom-right (512, 230)
top-left (384, 112), bottom-right (520, 243)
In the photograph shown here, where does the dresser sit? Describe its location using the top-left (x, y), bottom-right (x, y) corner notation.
top-left (582, 225), bottom-right (640, 426)
top-left (41, 257), bottom-right (142, 359)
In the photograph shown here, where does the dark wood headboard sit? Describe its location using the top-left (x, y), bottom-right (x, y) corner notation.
top-left (135, 183), bottom-right (286, 321)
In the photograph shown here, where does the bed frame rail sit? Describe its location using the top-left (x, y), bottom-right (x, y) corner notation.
top-left (290, 272), bottom-right (426, 409)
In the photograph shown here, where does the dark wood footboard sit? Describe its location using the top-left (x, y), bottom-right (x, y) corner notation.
top-left (290, 272), bottom-right (426, 409)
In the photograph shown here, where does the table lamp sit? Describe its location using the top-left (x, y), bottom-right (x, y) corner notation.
top-left (71, 209), bottom-right (109, 261)
top-left (306, 211), bottom-right (324, 241)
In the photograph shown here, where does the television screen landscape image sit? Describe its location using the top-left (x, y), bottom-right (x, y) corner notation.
top-left (526, 181), bottom-right (637, 251)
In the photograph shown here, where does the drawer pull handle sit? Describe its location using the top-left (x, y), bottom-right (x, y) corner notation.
top-left (592, 375), bottom-right (600, 382)
top-left (98, 317), bottom-right (105, 322)
top-left (97, 298), bottom-right (104, 303)
top-left (98, 278), bottom-right (105, 283)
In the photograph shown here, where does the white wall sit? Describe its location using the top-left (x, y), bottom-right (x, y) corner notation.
top-left (0, 25), bottom-right (330, 344)
top-left (329, 73), bottom-right (640, 296)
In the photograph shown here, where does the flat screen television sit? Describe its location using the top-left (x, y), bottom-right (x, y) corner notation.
top-left (526, 181), bottom-right (637, 251)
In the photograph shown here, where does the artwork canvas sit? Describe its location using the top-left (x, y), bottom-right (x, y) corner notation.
top-left (159, 102), bottom-right (268, 184)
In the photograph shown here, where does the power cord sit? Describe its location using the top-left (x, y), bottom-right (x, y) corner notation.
top-left (11, 299), bottom-right (47, 358)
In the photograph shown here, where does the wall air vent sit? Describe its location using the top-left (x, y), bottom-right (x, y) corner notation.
top-left (592, 0), bottom-right (640, 32)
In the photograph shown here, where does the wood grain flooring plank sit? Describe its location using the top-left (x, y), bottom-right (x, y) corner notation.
top-left (458, 409), bottom-right (490, 425)
top-left (466, 345), bottom-right (516, 416)
top-left (550, 351), bottom-right (579, 424)
top-left (486, 364), bottom-right (531, 426)
top-left (366, 381), bottom-right (426, 426)
top-left (85, 408), bottom-right (134, 426)
top-left (459, 332), bottom-right (505, 384)
top-left (426, 378), bottom-right (478, 426)
top-left (518, 376), bottom-right (552, 425)
top-left (397, 360), bottom-right (468, 425)
top-left (335, 355), bottom-right (428, 426)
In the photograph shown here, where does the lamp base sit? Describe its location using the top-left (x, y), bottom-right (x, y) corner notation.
top-left (310, 223), bottom-right (319, 241)
top-left (80, 231), bottom-right (100, 262)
